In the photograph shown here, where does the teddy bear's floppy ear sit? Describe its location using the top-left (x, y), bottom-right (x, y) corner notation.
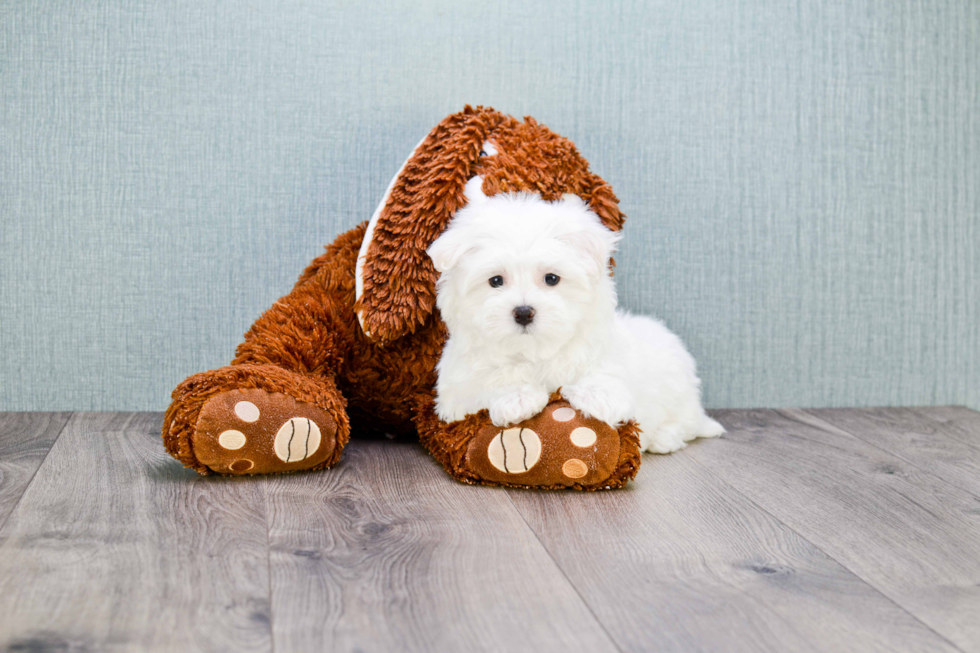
top-left (354, 106), bottom-right (505, 344)
top-left (583, 172), bottom-right (626, 232)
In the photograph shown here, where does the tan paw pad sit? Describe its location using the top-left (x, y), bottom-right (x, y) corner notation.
top-left (569, 426), bottom-right (597, 447)
top-left (551, 406), bottom-right (576, 422)
top-left (218, 429), bottom-right (247, 450)
top-left (274, 417), bottom-right (322, 463)
top-left (230, 459), bottom-right (254, 472)
top-left (234, 400), bottom-right (260, 423)
top-left (487, 427), bottom-right (541, 474)
top-left (562, 459), bottom-right (589, 479)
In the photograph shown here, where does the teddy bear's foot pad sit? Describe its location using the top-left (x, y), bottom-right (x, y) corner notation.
top-left (464, 401), bottom-right (623, 489)
top-left (192, 388), bottom-right (338, 475)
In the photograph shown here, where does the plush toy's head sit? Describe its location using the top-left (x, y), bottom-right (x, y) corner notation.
top-left (354, 105), bottom-right (625, 345)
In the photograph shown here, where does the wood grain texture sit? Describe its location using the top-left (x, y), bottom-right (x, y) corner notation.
top-left (0, 412), bottom-right (70, 527)
top-left (508, 448), bottom-right (959, 653)
top-left (264, 439), bottom-right (617, 653)
top-left (805, 406), bottom-right (980, 497)
top-left (0, 412), bottom-right (273, 652)
top-left (2, 408), bottom-right (979, 652)
top-left (690, 409), bottom-right (980, 653)
top-left (910, 406), bottom-right (980, 453)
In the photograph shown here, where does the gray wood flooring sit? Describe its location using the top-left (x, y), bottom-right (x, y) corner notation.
top-left (0, 407), bottom-right (978, 653)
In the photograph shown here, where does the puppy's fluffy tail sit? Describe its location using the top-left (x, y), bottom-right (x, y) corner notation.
top-left (696, 415), bottom-right (725, 438)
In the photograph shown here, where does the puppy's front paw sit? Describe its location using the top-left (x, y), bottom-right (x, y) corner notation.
top-left (563, 382), bottom-right (634, 426)
top-left (489, 387), bottom-right (550, 427)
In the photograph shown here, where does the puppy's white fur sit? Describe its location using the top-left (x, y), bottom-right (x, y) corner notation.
top-left (427, 190), bottom-right (723, 454)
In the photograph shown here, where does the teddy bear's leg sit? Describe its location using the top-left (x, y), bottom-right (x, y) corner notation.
top-left (163, 250), bottom-right (360, 475)
top-left (164, 363), bottom-right (349, 475)
top-left (413, 394), bottom-right (642, 490)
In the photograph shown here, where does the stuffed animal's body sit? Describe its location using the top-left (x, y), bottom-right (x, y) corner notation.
top-left (163, 106), bottom-right (642, 489)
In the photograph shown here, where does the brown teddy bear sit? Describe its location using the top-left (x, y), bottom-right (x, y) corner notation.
top-left (162, 106), bottom-right (642, 489)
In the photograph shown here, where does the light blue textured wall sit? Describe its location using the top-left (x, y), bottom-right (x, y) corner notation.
top-left (1, 0), bottom-right (977, 411)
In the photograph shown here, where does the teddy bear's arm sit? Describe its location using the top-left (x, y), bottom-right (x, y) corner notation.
top-left (231, 225), bottom-right (366, 379)
top-left (231, 272), bottom-right (353, 378)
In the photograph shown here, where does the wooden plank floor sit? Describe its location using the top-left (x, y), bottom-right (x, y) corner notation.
top-left (0, 407), bottom-right (978, 653)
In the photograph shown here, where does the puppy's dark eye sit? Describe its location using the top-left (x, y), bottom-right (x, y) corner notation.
top-left (544, 273), bottom-right (560, 286)
top-left (479, 150), bottom-right (488, 157)
top-left (489, 275), bottom-right (504, 288)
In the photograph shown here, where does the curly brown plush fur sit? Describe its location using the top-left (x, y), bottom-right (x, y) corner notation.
top-left (162, 105), bottom-right (641, 489)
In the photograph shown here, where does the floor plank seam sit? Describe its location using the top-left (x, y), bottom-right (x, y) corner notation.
top-left (504, 491), bottom-right (625, 653)
top-left (794, 409), bottom-right (980, 500)
top-left (683, 448), bottom-right (970, 653)
top-left (0, 411), bottom-right (73, 536)
top-left (262, 478), bottom-right (277, 653)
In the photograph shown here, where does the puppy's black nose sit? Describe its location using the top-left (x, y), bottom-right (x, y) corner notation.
top-left (513, 305), bottom-right (535, 326)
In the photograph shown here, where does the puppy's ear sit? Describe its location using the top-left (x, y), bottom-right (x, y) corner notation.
top-left (426, 226), bottom-right (474, 273)
top-left (355, 106), bottom-right (504, 344)
top-left (559, 204), bottom-right (622, 275)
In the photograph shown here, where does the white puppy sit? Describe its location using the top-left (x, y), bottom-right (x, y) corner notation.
top-left (426, 182), bottom-right (723, 453)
